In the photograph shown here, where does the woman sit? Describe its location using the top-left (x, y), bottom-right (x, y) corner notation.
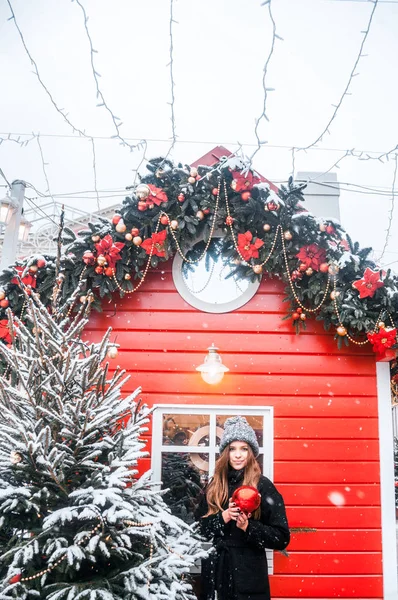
top-left (195, 416), bottom-right (290, 600)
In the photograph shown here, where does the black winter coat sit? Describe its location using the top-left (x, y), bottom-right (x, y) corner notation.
top-left (194, 468), bottom-right (290, 600)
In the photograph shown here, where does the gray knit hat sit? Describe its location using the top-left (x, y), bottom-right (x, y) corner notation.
top-left (219, 416), bottom-right (259, 457)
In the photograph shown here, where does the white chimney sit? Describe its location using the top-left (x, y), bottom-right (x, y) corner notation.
top-left (295, 171), bottom-right (341, 223)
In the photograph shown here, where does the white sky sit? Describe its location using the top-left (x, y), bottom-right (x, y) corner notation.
top-left (0, 0), bottom-right (397, 270)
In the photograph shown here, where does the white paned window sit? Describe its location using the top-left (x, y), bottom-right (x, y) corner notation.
top-left (151, 405), bottom-right (274, 574)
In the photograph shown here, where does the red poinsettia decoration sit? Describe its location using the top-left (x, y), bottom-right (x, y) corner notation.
top-left (237, 231), bottom-right (264, 262)
top-left (95, 235), bottom-right (125, 269)
top-left (296, 244), bottom-right (327, 271)
top-left (367, 327), bottom-right (397, 360)
top-left (146, 184), bottom-right (168, 207)
top-left (352, 268), bottom-right (384, 299)
top-left (0, 319), bottom-right (12, 344)
top-left (141, 229), bottom-right (168, 258)
top-left (11, 266), bottom-right (37, 289)
top-left (230, 170), bottom-right (261, 192)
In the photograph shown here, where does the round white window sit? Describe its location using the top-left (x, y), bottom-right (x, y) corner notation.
top-left (172, 235), bottom-right (260, 313)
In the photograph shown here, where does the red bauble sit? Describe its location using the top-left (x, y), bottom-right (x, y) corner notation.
top-left (241, 191), bottom-right (251, 201)
top-left (94, 266), bottom-right (104, 275)
top-left (37, 258), bottom-right (46, 268)
top-left (138, 202), bottom-right (147, 212)
top-left (160, 216), bottom-right (169, 225)
top-left (225, 216), bottom-right (234, 226)
top-left (105, 267), bottom-right (114, 277)
top-left (131, 228), bottom-right (140, 236)
top-left (203, 208), bottom-right (210, 215)
top-left (112, 214), bottom-right (122, 225)
top-left (178, 193), bottom-right (185, 203)
top-left (231, 486), bottom-right (261, 515)
top-left (325, 225), bottom-right (335, 235)
top-left (212, 188), bottom-right (219, 196)
top-left (0, 299), bottom-right (9, 309)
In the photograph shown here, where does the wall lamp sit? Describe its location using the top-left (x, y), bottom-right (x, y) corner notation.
top-left (196, 344), bottom-right (229, 385)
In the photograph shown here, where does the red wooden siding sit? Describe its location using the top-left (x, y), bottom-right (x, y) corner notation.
top-left (85, 265), bottom-right (382, 600)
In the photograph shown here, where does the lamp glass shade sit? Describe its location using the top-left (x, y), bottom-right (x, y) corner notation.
top-left (196, 344), bottom-right (229, 385)
top-left (0, 197), bottom-right (12, 225)
top-left (18, 217), bottom-right (32, 242)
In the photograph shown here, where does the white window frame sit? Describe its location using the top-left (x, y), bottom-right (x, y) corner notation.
top-left (151, 404), bottom-right (275, 573)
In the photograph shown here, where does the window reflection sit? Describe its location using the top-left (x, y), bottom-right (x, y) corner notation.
top-left (161, 452), bottom-right (208, 523)
top-left (162, 414), bottom-right (210, 446)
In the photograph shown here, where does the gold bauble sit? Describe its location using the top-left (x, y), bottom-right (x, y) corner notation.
top-left (97, 255), bottom-right (106, 266)
top-left (135, 184), bottom-right (150, 199)
top-left (115, 221), bottom-right (127, 233)
top-left (300, 313), bottom-right (307, 321)
top-left (337, 326), bottom-right (347, 336)
top-left (124, 273), bottom-right (132, 280)
top-left (91, 235), bottom-right (100, 242)
top-left (283, 231), bottom-right (293, 241)
top-left (196, 210), bottom-right (204, 220)
top-left (0, 290), bottom-right (5, 301)
top-left (29, 265), bottom-right (38, 273)
top-left (170, 220), bottom-right (179, 230)
top-left (188, 176), bottom-right (196, 185)
top-left (319, 223), bottom-right (326, 232)
top-left (263, 223), bottom-right (271, 232)
top-left (378, 321), bottom-right (385, 329)
top-left (328, 264), bottom-right (339, 275)
top-left (125, 233), bottom-right (133, 241)
top-left (330, 291), bottom-right (340, 300)
top-left (190, 167), bottom-right (198, 177)
top-left (252, 265), bottom-right (263, 275)
top-left (305, 267), bottom-right (313, 276)
top-left (107, 346), bottom-right (118, 359)
top-left (80, 296), bottom-right (87, 304)
top-left (133, 236), bottom-right (143, 246)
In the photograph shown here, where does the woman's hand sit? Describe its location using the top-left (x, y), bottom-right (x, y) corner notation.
top-left (222, 498), bottom-right (241, 523)
top-left (236, 510), bottom-right (252, 532)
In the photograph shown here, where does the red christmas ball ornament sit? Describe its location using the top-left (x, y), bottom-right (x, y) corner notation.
top-left (94, 266), bottom-right (104, 275)
top-left (319, 262), bottom-right (329, 273)
top-left (105, 267), bottom-right (114, 277)
top-left (267, 201), bottom-right (279, 211)
top-left (82, 250), bottom-right (95, 265)
top-left (0, 299), bottom-right (9, 309)
top-left (291, 269), bottom-right (300, 281)
top-left (138, 201), bottom-right (147, 212)
top-left (325, 225), bottom-right (335, 235)
top-left (241, 191), bottom-right (251, 201)
top-left (225, 216), bottom-right (234, 226)
top-left (9, 574), bottom-right (21, 584)
top-left (131, 228), bottom-right (140, 236)
top-left (178, 193), bottom-right (185, 203)
top-left (299, 263), bottom-right (307, 272)
top-left (232, 486), bottom-right (261, 515)
top-left (36, 258), bottom-right (46, 269)
top-left (203, 208), bottom-right (210, 215)
top-left (160, 215), bottom-right (169, 225)
top-left (212, 188), bottom-right (219, 196)
top-left (292, 312), bottom-right (300, 320)
top-left (112, 214), bottom-right (122, 225)
top-left (297, 308), bottom-right (303, 314)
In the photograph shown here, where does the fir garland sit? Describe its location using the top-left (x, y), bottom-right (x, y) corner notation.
top-left (0, 155), bottom-right (397, 356)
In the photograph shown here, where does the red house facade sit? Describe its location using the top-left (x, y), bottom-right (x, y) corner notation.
top-left (73, 147), bottom-right (396, 599)
top-left (85, 263), bottom-right (396, 599)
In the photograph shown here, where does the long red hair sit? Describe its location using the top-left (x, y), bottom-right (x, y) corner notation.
top-left (204, 444), bottom-right (261, 518)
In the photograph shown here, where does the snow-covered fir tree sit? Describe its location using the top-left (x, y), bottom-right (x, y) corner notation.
top-left (0, 290), bottom-right (204, 599)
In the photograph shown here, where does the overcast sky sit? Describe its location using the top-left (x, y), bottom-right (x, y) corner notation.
top-left (0, 0), bottom-right (397, 271)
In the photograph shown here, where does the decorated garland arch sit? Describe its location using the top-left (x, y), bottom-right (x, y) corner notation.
top-left (0, 155), bottom-right (397, 370)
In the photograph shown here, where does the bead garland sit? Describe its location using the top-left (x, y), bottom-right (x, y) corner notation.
top-left (18, 516), bottom-right (104, 583)
top-left (280, 228), bottom-right (331, 314)
top-left (111, 214), bottom-right (163, 295)
top-left (223, 179), bottom-right (281, 268)
top-left (167, 179), bottom-right (221, 265)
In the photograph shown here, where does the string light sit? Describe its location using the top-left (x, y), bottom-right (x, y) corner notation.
top-left (377, 154), bottom-right (397, 262)
top-left (89, 137), bottom-right (101, 212)
top-left (250, 0), bottom-right (279, 165)
top-left (73, 0), bottom-right (140, 153)
top-left (299, 0), bottom-right (379, 151)
top-left (162, 0), bottom-right (178, 163)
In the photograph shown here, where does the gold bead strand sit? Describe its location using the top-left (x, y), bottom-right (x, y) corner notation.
top-left (223, 179), bottom-right (282, 266)
top-left (111, 214), bottom-right (164, 295)
top-left (280, 229), bottom-right (331, 313)
top-left (167, 179), bottom-right (222, 264)
top-left (331, 276), bottom-right (369, 346)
